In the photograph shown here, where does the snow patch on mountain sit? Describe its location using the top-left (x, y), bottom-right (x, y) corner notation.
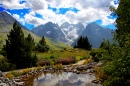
top-left (60, 22), bottom-right (85, 45)
top-left (46, 31), bottom-right (51, 35)
top-left (53, 27), bottom-right (58, 30)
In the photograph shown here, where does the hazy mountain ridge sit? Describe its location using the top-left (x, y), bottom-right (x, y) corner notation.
top-left (32, 22), bottom-right (67, 43)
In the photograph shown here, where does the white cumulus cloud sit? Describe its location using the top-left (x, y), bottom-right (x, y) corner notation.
top-left (13, 14), bottom-right (25, 25)
top-left (0, 0), bottom-right (117, 28)
top-left (0, 0), bottom-right (29, 9)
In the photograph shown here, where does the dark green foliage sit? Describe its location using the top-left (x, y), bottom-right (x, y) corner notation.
top-left (90, 48), bottom-right (110, 62)
top-left (36, 36), bottom-right (49, 52)
top-left (115, 0), bottom-right (130, 47)
top-left (74, 36), bottom-right (91, 50)
top-left (22, 34), bottom-right (38, 68)
top-left (97, 0), bottom-right (130, 86)
top-left (102, 47), bottom-right (130, 86)
top-left (2, 22), bottom-right (37, 69)
top-left (0, 58), bottom-right (15, 71)
top-left (74, 44), bottom-right (77, 48)
top-left (100, 40), bottom-right (111, 49)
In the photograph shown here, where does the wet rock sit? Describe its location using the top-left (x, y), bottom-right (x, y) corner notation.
top-left (0, 70), bottom-right (3, 77)
top-left (13, 80), bottom-right (25, 86)
top-left (91, 79), bottom-right (100, 84)
top-left (14, 78), bottom-right (20, 82)
top-left (0, 83), bottom-right (8, 86)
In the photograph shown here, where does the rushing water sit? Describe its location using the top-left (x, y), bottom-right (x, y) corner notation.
top-left (32, 72), bottom-right (98, 86)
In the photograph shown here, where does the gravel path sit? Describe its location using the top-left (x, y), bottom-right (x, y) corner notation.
top-left (74, 60), bottom-right (86, 65)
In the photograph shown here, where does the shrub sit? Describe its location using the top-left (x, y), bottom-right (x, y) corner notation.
top-left (5, 73), bottom-right (14, 79)
top-left (57, 57), bottom-right (75, 65)
top-left (37, 65), bottom-right (42, 71)
top-left (94, 66), bottom-right (108, 81)
top-left (11, 71), bottom-right (21, 77)
top-left (20, 68), bottom-right (31, 75)
top-left (53, 64), bottom-right (63, 70)
top-left (0, 58), bottom-right (15, 71)
top-left (75, 56), bottom-right (83, 62)
top-left (90, 49), bottom-right (109, 62)
top-left (37, 60), bottom-right (50, 66)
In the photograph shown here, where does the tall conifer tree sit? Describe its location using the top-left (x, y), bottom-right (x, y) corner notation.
top-left (36, 36), bottom-right (49, 52)
top-left (2, 22), bottom-right (37, 68)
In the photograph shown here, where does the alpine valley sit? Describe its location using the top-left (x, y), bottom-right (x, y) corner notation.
top-left (0, 12), bottom-right (71, 50)
top-left (0, 12), bottom-right (113, 48)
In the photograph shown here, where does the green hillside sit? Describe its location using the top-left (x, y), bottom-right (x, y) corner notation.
top-left (0, 27), bottom-right (72, 50)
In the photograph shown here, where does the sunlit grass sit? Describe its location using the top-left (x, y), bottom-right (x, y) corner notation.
top-left (37, 48), bottom-right (90, 61)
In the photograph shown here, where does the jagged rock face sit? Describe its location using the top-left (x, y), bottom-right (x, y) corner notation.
top-left (72, 22), bottom-right (113, 48)
top-left (32, 22), bottom-right (113, 47)
top-left (32, 22), bottom-right (85, 45)
top-left (32, 22), bottom-right (67, 42)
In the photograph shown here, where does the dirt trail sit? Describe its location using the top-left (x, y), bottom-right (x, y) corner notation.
top-left (74, 60), bottom-right (86, 65)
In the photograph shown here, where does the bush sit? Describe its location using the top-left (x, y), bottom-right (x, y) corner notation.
top-left (90, 49), bottom-right (109, 62)
top-left (52, 64), bottom-right (63, 70)
top-left (57, 57), bottom-right (75, 65)
top-left (37, 59), bottom-right (50, 66)
top-left (75, 56), bottom-right (83, 62)
top-left (0, 58), bottom-right (15, 71)
top-left (20, 68), bottom-right (31, 75)
top-left (11, 71), bottom-right (21, 77)
top-left (37, 65), bottom-right (42, 71)
top-left (5, 73), bottom-right (14, 79)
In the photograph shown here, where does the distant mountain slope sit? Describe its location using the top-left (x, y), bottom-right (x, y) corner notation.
top-left (32, 22), bottom-right (67, 43)
top-left (0, 12), bottom-right (29, 32)
top-left (60, 22), bottom-right (85, 44)
top-left (72, 22), bottom-right (113, 48)
top-left (0, 12), bottom-right (71, 50)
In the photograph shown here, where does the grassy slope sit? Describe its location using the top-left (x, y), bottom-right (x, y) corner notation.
top-left (37, 48), bottom-right (90, 60)
top-left (0, 26), bottom-right (72, 50)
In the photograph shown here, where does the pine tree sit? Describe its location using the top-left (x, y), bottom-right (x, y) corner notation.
top-left (24, 34), bottom-right (37, 67)
top-left (77, 36), bottom-right (83, 48)
top-left (74, 36), bottom-right (91, 50)
top-left (25, 34), bottom-right (36, 52)
top-left (36, 36), bottom-right (49, 52)
top-left (84, 36), bottom-right (91, 50)
top-left (2, 22), bottom-right (37, 68)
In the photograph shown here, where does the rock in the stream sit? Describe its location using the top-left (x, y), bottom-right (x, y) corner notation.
top-left (0, 70), bottom-right (3, 77)
top-left (13, 80), bottom-right (25, 86)
top-left (0, 70), bottom-right (26, 86)
top-left (0, 83), bottom-right (8, 86)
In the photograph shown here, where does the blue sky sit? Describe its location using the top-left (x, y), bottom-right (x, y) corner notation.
top-left (0, 0), bottom-right (118, 30)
